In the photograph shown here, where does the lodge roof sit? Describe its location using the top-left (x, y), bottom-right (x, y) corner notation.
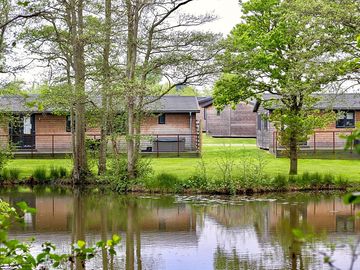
top-left (0, 94), bottom-right (200, 114)
top-left (146, 95), bottom-right (200, 113)
top-left (253, 93), bottom-right (360, 112)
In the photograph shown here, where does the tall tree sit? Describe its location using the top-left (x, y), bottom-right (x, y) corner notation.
top-left (68, 0), bottom-right (88, 183)
top-left (98, 0), bottom-right (112, 175)
top-left (214, 0), bottom-right (352, 175)
top-left (121, 0), bottom-right (221, 179)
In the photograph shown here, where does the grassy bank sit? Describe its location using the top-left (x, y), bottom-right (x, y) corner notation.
top-left (5, 135), bottom-right (360, 182)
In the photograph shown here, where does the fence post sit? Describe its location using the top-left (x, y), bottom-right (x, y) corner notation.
top-left (333, 131), bottom-right (335, 154)
top-left (52, 135), bottom-right (54, 157)
top-left (275, 132), bottom-right (278, 157)
top-left (313, 133), bottom-right (316, 154)
top-left (31, 134), bottom-right (34, 158)
top-left (156, 135), bottom-right (159, 158)
top-left (177, 134), bottom-right (180, 157)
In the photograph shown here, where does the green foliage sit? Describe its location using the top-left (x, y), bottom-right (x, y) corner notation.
top-left (271, 174), bottom-right (288, 190)
top-left (344, 124), bottom-right (360, 154)
top-left (49, 166), bottom-right (69, 180)
top-left (144, 173), bottom-right (181, 192)
top-left (108, 156), bottom-right (153, 192)
top-left (0, 200), bottom-right (120, 269)
top-left (32, 167), bottom-right (49, 183)
top-left (214, 0), bottom-right (355, 174)
top-left (185, 157), bottom-right (209, 189)
top-left (0, 167), bottom-right (21, 181)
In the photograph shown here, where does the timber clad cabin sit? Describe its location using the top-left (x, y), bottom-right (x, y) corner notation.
top-left (254, 93), bottom-right (360, 155)
top-left (0, 95), bottom-right (201, 156)
top-left (197, 97), bottom-right (257, 138)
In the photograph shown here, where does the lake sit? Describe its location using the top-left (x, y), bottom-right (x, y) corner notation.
top-left (1, 187), bottom-right (359, 270)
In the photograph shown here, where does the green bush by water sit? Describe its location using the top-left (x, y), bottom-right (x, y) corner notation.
top-left (0, 168), bottom-right (21, 181)
top-left (144, 173), bottom-right (181, 192)
top-left (32, 167), bottom-right (49, 183)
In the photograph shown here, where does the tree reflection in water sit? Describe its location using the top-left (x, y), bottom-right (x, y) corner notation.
top-left (1, 188), bottom-right (359, 270)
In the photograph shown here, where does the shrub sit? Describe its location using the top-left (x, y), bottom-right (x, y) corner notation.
top-left (49, 166), bottom-right (60, 180)
top-left (216, 147), bottom-right (236, 193)
top-left (108, 156), bottom-right (153, 192)
top-left (185, 157), bottom-right (209, 189)
top-left (321, 174), bottom-right (335, 186)
top-left (58, 166), bottom-right (68, 179)
top-left (32, 167), bottom-right (49, 183)
top-left (9, 168), bottom-right (21, 181)
top-left (144, 173), bottom-right (181, 192)
top-left (157, 173), bottom-right (180, 191)
top-left (272, 174), bottom-right (288, 190)
top-left (0, 168), bottom-right (21, 182)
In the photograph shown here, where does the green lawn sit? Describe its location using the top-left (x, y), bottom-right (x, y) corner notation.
top-left (6, 135), bottom-right (360, 181)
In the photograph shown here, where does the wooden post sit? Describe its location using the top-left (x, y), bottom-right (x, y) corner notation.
top-left (313, 133), bottom-right (316, 154)
top-left (31, 134), bottom-right (34, 158)
top-left (52, 135), bottom-right (55, 157)
top-left (177, 134), bottom-right (180, 157)
top-left (156, 135), bottom-right (159, 158)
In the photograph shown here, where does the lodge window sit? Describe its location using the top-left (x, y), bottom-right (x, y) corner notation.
top-left (158, 114), bottom-right (166, 124)
top-left (336, 110), bottom-right (355, 128)
top-left (263, 118), bottom-right (269, 131)
top-left (204, 108), bottom-right (207, 120)
top-left (257, 114), bottom-right (262, 131)
top-left (66, 115), bottom-right (72, 132)
top-left (216, 110), bottom-right (220, 116)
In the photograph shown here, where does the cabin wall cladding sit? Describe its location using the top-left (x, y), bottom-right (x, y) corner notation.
top-left (306, 111), bottom-right (360, 148)
top-left (0, 124), bottom-right (9, 148)
top-left (140, 113), bottom-right (198, 151)
top-left (35, 114), bottom-right (72, 151)
top-left (205, 103), bottom-right (257, 137)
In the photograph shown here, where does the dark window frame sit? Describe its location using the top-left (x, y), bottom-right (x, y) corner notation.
top-left (66, 115), bottom-right (73, 132)
top-left (336, 110), bottom-right (355, 128)
top-left (257, 114), bottom-right (262, 131)
top-left (158, 114), bottom-right (166, 124)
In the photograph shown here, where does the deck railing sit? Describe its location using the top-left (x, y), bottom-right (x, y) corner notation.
top-left (0, 133), bottom-right (201, 157)
top-left (272, 130), bottom-right (357, 156)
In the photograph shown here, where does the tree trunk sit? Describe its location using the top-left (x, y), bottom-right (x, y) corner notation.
top-left (125, 0), bottom-right (140, 179)
top-left (70, 0), bottom-right (88, 183)
top-left (289, 133), bottom-right (298, 175)
top-left (127, 99), bottom-right (136, 179)
top-left (98, 0), bottom-right (112, 175)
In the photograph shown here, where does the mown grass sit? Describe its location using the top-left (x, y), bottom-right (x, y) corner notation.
top-left (4, 135), bottom-right (360, 181)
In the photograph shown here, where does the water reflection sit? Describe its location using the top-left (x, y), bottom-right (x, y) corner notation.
top-left (1, 189), bottom-right (359, 270)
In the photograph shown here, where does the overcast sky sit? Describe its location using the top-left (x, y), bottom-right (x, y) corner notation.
top-left (184, 0), bottom-right (242, 34)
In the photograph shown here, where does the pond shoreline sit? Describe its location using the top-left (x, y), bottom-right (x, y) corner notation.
top-left (0, 180), bottom-right (355, 195)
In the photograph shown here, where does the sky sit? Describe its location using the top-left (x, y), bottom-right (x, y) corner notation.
top-left (183, 0), bottom-right (242, 34)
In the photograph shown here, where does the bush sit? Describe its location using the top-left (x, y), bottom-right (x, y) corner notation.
top-left (108, 156), bottom-right (153, 192)
top-left (49, 166), bottom-right (60, 180)
top-left (9, 168), bottom-right (21, 181)
top-left (32, 167), bottom-right (49, 183)
top-left (272, 174), bottom-right (288, 190)
top-left (144, 173), bottom-right (181, 192)
top-left (185, 158), bottom-right (209, 189)
top-left (0, 168), bottom-right (21, 182)
top-left (58, 166), bottom-right (68, 178)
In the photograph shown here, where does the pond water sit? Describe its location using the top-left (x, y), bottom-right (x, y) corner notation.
top-left (1, 188), bottom-right (359, 270)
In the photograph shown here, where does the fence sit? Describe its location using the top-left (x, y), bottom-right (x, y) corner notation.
top-left (272, 130), bottom-right (359, 157)
top-left (0, 133), bottom-right (201, 157)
